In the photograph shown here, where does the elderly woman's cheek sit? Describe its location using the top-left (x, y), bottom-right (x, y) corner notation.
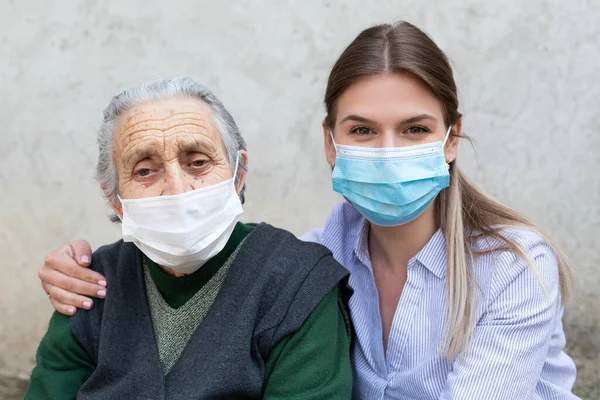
top-left (184, 163), bottom-right (220, 189)
top-left (188, 168), bottom-right (214, 190)
top-left (118, 173), bottom-right (161, 199)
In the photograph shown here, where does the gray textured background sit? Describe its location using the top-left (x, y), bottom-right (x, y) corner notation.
top-left (1, 0), bottom-right (598, 398)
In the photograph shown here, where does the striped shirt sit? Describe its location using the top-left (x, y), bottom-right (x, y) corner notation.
top-left (301, 201), bottom-right (578, 400)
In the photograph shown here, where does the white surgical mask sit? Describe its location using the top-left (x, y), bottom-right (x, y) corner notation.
top-left (118, 155), bottom-right (244, 274)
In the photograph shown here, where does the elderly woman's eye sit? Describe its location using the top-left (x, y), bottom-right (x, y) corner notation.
top-left (191, 160), bottom-right (206, 168)
top-left (137, 169), bottom-right (151, 177)
top-left (404, 125), bottom-right (430, 135)
top-left (349, 126), bottom-right (374, 136)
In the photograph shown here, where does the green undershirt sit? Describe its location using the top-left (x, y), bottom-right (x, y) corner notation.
top-left (25, 223), bottom-right (352, 399)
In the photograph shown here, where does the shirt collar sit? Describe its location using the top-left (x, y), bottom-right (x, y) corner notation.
top-left (354, 218), bottom-right (447, 279)
top-left (413, 229), bottom-right (446, 279)
top-left (354, 218), bottom-right (372, 268)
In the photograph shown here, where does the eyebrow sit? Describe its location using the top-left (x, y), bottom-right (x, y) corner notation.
top-left (339, 113), bottom-right (437, 127)
top-left (123, 145), bottom-right (160, 166)
top-left (122, 134), bottom-right (221, 166)
top-left (398, 114), bottom-right (437, 125)
top-left (339, 114), bottom-right (379, 125)
top-left (176, 137), bottom-right (217, 155)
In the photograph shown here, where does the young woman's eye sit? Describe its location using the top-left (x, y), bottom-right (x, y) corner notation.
top-left (349, 126), bottom-right (375, 136)
top-left (404, 125), bottom-right (431, 135)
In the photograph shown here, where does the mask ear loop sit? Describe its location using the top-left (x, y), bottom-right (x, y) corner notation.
top-left (328, 130), bottom-right (338, 168)
top-left (442, 125), bottom-right (453, 147)
top-left (232, 152), bottom-right (241, 182)
top-left (114, 194), bottom-right (124, 222)
top-left (442, 125), bottom-right (454, 167)
top-left (329, 130), bottom-right (337, 146)
top-left (329, 129), bottom-right (339, 157)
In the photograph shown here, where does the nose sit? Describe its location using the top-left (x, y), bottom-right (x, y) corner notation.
top-left (163, 164), bottom-right (191, 196)
top-left (381, 131), bottom-right (397, 148)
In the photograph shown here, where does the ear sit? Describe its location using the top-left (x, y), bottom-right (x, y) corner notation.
top-left (445, 119), bottom-right (462, 163)
top-left (323, 120), bottom-right (336, 168)
top-left (235, 149), bottom-right (248, 194)
top-left (110, 197), bottom-right (123, 220)
top-left (101, 183), bottom-right (123, 219)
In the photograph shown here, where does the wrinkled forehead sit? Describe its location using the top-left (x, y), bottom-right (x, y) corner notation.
top-left (113, 98), bottom-right (227, 155)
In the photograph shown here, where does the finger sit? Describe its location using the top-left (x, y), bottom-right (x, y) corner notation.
top-left (41, 281), bottom-right (49, 294)
top-left (62, 258), bottom-right (107, 287)
top-left (48, 296), bottom-right (77, 316)
top-left (67, 240), bottom-right (93, 267)
top-left (40, 268), bottom-right (106, 299)
top-left (48, 285), bottom-right (96, 310)
top-left (44, 246), bottom-right (107, 287)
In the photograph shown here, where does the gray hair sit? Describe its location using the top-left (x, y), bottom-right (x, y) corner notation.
top-left (96, 76), bottom-right (247, 206)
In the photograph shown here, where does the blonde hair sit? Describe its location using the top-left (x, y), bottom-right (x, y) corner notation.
top-left (324, 21), bottom-right (574, 358)
top-left (438, 163), bottom-right (573, 357)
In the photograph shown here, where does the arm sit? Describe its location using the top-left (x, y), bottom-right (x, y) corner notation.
top-left (263, 286), bottom-right (352, 399)
top-left (25, 312), bottom-right (95, 399)
top-left (39, 240), bottom-right (106, 314)
top-left (440, 241), bottom-right (569, 400)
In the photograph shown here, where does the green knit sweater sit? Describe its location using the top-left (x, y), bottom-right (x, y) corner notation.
top-left (25, 223), bottom-right (352, 399)
top-left (143, 234), bottom-right (247, 374)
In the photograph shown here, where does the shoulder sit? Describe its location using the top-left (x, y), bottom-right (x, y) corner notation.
top-left (299, 227), bottom-right (323, 243)
top-left (89, 239), bottom-right (137, 276)
top-left (248, 223), bottom-right (349, 283)
top-left (315, 201), bottom-right (365, 259)
top-left (250, 223), bottom-right (333, 261)
top-left (244, 225), bottom-right (349, 347)
top-left (299, 201), bottom-right (362, 245)
top-left (324, 201), bottom-right (364, 232)
top-left (472, 228), bottom-right (560, 303)
top-left (238, 223), bottom-right (349, 291)
top-left (476, 228), bottom-right (557, 270)
top-left (91, 239), bottom-right (128, 262)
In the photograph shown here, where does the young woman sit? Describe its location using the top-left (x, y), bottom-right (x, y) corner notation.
top-left (38, 22), bottom-right (577, 399)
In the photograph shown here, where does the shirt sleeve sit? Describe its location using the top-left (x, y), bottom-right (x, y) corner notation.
top-left (440, 238), bottom-right (569, 400)
top-left (263, 285), bottom-right (352, 399)
top-left (25, 311), bottom-right (95, 400)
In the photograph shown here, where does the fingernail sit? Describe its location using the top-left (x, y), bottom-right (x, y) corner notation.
top-left (83, 301), bottom-right (92, 309)
top-left (98, 280), bottom-right (107, 287)
top-left (68, 307), bottom-right (76, 315)
top-left (81, 255), bottom-right (90, 264)
top-left (97, 289), bottom-right (106, 298)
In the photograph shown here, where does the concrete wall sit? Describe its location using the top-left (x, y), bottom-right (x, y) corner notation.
top-left (1, 0), bottom-right (598, 397)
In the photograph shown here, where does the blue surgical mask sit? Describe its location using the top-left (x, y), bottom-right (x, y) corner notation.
top-left (330, 127), bottom-right (452, 226)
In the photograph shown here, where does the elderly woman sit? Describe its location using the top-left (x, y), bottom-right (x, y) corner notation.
top-left (25, 78), bottom-right (352, 399)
